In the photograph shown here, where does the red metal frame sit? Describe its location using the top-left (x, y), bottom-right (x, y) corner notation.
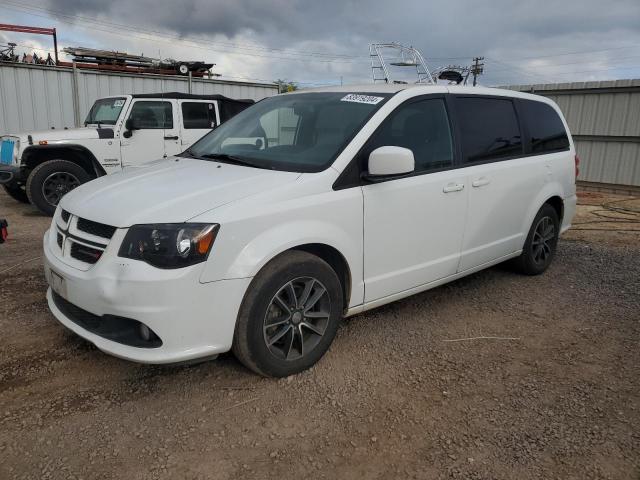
top-left (0, 23), bottom-right (58, 64)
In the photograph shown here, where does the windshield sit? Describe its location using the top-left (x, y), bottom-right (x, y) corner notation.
top-left (187, 92), bottom-right (391, 172)
top-left (85, 97), bottom-right (127, 126)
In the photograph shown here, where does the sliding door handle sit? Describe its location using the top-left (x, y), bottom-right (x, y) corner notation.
top-left (164, 135), bottom-right (179, 140)
top-left (472, 177), bottom-right (491, 188)
top-left (443, 183), bottom-right (464, 193)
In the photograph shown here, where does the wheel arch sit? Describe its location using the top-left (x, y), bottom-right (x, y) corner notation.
top-left (544, 195), bottom-right (564, 224)
top-left (290, 243), bottom-right (352, 311)
top-left (22, 145), bottom-right (106, 178)
top-left (521, 183), bottom-right (566, 247)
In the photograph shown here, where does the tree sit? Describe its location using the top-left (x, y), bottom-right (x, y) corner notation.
top-left (275, 79), bottom-right (298, 93)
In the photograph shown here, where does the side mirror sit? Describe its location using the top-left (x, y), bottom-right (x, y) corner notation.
top-left (125, 118), bottom-right (139, 131)
top-left (123, 118), bottom-right (138, 138)
top-left (365, 146), bottom-right (415, 180)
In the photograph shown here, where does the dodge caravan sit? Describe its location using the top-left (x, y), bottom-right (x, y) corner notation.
top-left (43, 85), bottom-right (577, 377)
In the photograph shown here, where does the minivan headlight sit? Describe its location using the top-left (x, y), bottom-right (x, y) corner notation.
top-left (118, 223), bottom-right (219, 269)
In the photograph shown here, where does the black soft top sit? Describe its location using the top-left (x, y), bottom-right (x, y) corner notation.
top-left (130, 92), bottom-right (254, 104)
top-left (130, 92), bottom-right (255, 122)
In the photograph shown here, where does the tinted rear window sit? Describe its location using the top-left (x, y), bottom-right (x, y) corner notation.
top-left (520, 100), bottom-right (570, 154)
top-left (182, 102), bottom-right (216, 129)
top-left (455, 97), bottom-right (523, 163)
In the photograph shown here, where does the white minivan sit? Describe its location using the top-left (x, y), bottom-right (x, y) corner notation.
top-left (43, 85), bottom-right (577, 377)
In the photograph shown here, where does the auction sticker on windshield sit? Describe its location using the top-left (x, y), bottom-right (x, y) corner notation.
top-left (113, 99), bottom-right (125, 107)
top-left (340, 94), bottom-right (384, 105)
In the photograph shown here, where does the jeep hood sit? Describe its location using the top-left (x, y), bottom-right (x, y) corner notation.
top-left (17, 127), bottom-right (108, 143)
top-left (60, 157), bottom-right (301, 227)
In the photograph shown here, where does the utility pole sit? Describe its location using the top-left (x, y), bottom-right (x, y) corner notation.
top-left (471, 56), bottom-right (484, 86)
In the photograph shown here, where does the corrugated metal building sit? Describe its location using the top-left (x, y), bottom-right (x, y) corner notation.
top-left (505, 79), bottom-right (640, 191)
top-left (0, 63), bottom-right (278, 135)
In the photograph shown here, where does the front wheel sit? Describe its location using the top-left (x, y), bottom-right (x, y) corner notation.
top-left (512, 203), bottom-right (560, 275)
top-left (26, 160), bottom-right (90, 216)
top-left (232, 251), bottom-right (344, 377)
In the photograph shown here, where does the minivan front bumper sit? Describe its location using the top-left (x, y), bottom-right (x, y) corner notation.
top-left (43, 228), bottom-right (251, 364)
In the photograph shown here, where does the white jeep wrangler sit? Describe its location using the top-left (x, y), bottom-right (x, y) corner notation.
top-left (0, 92), bottom-right (253, 215)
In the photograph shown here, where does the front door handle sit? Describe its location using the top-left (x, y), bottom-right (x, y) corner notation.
top-left (164, 135), bottom-right (179, 140)
top-left (472, 177), bottom-right (491, 188)
top-left (443, 183), bottom-right (464, 193)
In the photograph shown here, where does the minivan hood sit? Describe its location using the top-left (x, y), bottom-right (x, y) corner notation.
top-left (60, 157), bottom-right (301, 227)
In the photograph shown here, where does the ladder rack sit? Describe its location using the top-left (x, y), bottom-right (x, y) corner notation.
top-left (369, 43), bottom-right (435, 84)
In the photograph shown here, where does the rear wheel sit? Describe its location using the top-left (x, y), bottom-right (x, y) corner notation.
top-left (2, 183), bottom-right (29, 204)
top-left (26, 160), bottom-right (90, 216)
top-left (232, 251), bottom-right (343, 377)
top-left (512, 203), bottom-right (560, 275)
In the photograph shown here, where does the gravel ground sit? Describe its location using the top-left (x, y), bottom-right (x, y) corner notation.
top-left (0, 190), bottom-right (638, 480)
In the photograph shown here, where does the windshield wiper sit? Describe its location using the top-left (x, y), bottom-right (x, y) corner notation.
top-left (198, 153), bottom-right (267, 169)
top-left (180, 148), bottom-right (197, 158)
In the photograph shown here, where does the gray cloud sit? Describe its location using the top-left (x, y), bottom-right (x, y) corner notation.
top-left (40, 0), bottom-right (640, 85)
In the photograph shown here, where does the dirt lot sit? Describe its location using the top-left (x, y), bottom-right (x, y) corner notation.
top-left (0, 190), bottom-right (638, 480)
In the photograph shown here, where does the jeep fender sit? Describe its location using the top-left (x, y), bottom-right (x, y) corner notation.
top-left (21, 144), bottom-right (107, 178)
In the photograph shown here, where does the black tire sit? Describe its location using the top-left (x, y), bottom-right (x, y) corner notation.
top-left (26, 160), bottom-right (90, 216)
top-left (2, 183), bottom-right (29, 204)
top-left (512, 203), bottom-right (560, 275)
top-left (232, 250), bottom-right (344, 377)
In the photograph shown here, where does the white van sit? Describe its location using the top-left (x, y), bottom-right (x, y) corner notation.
top-left (0, 93), bottom-right (253, 215)
top-left (43, 85), bottom-right (577, 377)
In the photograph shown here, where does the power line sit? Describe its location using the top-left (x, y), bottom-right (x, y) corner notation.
top-left (484, 57), bottom-right (555, 83)
top-left (508, 53), bottom-right (640, 69)
top-left (498, 44), bottom-right (640, 62)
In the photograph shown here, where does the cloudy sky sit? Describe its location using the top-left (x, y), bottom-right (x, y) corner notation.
top-left (2, 0), bottom-right (640, 87)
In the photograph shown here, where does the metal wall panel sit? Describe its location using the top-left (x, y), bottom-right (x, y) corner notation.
top-left (1, 64), bottom-right (76, 133)
top-left (0, 63), bottom-right (277, 135)
top-left (506, 79), bottom-right (640, 186)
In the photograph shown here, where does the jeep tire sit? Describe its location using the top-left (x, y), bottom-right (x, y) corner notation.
top-left (26, 160), bottom-right (90, 216)
top-left (2, 183), bottom-right (30, 204)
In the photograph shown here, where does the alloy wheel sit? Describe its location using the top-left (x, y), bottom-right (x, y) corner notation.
top-left (42, 172), bottom-right (80, 206)
top-left (531, 216), bottom-right (555, 265)
top-left (263, 277), bottom-right (331, 361)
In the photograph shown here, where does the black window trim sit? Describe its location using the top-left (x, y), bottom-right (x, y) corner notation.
top-left (333, 93), bottom-right (572, 191)
top-left (333, 93), bottom-right (460, 190)
top-left (127, 100), bottom-right (174, 130)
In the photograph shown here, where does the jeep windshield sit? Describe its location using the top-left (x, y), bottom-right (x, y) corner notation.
top-left (85, 97), bottom-right (127, 126)
top-left (187, 92), bottom-right (392, 173)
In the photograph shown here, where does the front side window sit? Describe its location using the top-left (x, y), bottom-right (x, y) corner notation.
top-left (85, 97), bottom-right (126, 125)
top-left (188, 92), bottom-right (391, 173)
top-left (456, 97), bottom-right (523, 163)
top-left (128, 101), bottom-right (173, 129)
top-left (364, 98), bottom-right (454, 173)
top-left (520, 100), bottom-right (570, 154)
top-left (182, 102), bottom-right (215, 129)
